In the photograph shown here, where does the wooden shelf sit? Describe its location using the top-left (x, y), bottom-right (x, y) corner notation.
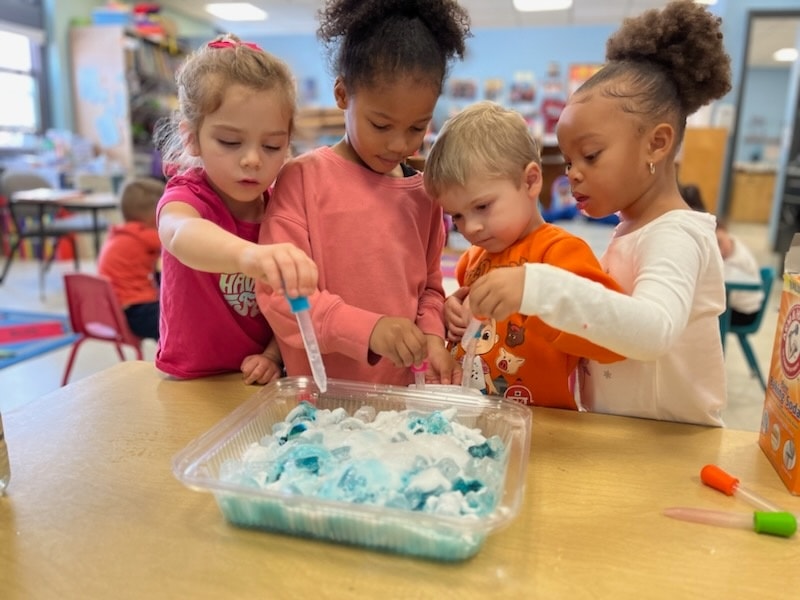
top-left (540, 144), bottom-right (565, 209)
top-left (677, 127), bottom-right (728, 215)
top-left (729, 169), bottom-right (776, 223)
top-left (294, 108), bottom-right (345, 137)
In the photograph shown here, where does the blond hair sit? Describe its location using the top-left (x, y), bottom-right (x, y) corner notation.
top-left (119, 177), bottom-right (165, 222)
top-left (424, 101), bottom-right (540, 198)
top-left (154, 34), bottom-right (297, 175)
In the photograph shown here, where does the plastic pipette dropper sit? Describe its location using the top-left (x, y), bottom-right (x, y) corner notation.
top-left (287, 296), bottom-right (327, 393)
top-left (460, 318), bottom-right (484, 390)
top-left (410, 361), bottom-right (427, 390)
top-left (700, 464), bottom-right (785, 512)
top-left (663, 507), bottom-right (797, 538)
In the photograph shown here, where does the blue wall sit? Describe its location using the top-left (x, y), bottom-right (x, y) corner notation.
top-left (257, 24), bottom-right (614, 112)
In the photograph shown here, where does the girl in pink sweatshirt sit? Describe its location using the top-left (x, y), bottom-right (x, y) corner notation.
top-left (257, 0), bottom-right (471, 387)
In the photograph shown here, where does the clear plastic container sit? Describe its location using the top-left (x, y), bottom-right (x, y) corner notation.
top-left (172, 377), bottom-right (532, 561)
top-left (0, 411), bottom-right (10, 494)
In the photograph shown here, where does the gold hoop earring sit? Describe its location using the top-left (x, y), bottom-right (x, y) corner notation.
top-left (648, 162), bottom-right (655, 175)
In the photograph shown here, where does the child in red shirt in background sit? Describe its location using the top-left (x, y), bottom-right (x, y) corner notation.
top-left (98, 177), bottom-right (164, 340)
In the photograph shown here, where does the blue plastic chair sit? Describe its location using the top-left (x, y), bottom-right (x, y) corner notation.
top-left (720, 265), bottom-right (776, 390)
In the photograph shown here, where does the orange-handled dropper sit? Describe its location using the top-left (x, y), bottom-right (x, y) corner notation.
top-left (700, 464), bottom-right (784, 512)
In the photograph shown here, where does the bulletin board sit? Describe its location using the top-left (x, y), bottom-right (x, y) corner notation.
top-left (567, 64), bottom-right (603, 96)
top-left (69, 26), bottom-right (133, 171)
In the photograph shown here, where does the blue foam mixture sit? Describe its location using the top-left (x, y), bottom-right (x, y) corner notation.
top-left (219, 401), bottom-right (507, 518)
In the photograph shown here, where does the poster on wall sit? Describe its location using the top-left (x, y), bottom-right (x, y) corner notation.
top-left (568, 64), bottom-right (603, 96)
top-left (540, 62), bottom-right (566, 135)
top-left (448, 79), bottom-right (478, 100)
top-left (484, 78), bottom-right (505, 101)
top-left (510, 71), bottom-right (536, 104)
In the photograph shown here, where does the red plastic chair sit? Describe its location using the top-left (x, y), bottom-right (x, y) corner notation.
top-left (61, 273), bottom-right (143, 386)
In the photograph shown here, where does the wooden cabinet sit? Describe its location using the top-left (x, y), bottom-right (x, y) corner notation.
top-left (69, 26), bottom-right (184, 175)
top-left (677, 127), bottom-right (728, 214)
top-left (539, 141), bottom-right (564, 209)
top-left (728, 169), bottom-right (776, 223)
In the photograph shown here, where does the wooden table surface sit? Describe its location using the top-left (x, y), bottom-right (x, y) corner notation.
top-left (1, 361), bottom-right (798, 599)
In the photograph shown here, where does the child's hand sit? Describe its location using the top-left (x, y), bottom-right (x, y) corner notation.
top-left (240, 353), bottom-right (282, 385)
top-left (469, 266), bottom-right (526, 322)
top-left (369, 317), bottom-right (427, 367)
top-left (241, 243), bottom-right (318, 298)
top-left (424, 336), bottom-right (462, 385)
top-left (444, 286), bottom-right (470, 344)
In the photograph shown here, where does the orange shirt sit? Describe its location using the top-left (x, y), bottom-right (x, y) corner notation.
top-left (97, 222), bottom-right (161, 308)
top-left (454, 223), bottom-right (624, 409)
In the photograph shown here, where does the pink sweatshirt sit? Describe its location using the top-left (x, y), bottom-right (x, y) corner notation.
top-left (257, 147), bottom-right (446, 386)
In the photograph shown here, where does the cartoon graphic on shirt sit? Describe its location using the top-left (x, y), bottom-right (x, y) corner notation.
top-left (505, 320), bottom-right (525, 347)
top-left (460, 319), bottom-right (499, 395)
top-left (496, 345), bottom-right (531, 404)
top-left (490, 347), bottom-right (525, 398)
top-left (220, 272), bottom-right (261, 317)
top-left (496, 346), bottom-right (525, 376)
top-left (505, 380), bottom-right (534, 405)
top-left (454, 311), bottom-right (543, 404)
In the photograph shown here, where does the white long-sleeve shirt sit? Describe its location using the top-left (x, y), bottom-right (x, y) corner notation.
top-left (520, 210), bottom-right (726, 426)
top-left (724, 233), bottom-right (764, 314)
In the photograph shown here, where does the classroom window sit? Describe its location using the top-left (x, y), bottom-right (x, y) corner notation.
top-left (0, 27), bottom-right (43, 149)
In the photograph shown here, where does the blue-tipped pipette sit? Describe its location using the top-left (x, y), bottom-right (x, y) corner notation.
top-left (461, 318), bottom-right (484, 390)
top-left (287, 296), bottom-right (327, 393)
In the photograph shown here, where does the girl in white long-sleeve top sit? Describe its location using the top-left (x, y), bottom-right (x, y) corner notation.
top-left (467, 0), bottom-right (733, 426)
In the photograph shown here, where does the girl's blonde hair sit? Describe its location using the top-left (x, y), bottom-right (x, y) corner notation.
top-left (424, 101), bottom-right (540, 199)
top-left (154, 34), bottom-right (297, 175)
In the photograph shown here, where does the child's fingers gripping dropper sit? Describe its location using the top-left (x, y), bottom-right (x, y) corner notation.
top-left (410, 361), bottom-right (427, 390)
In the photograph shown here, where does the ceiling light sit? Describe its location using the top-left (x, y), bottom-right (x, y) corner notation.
top-left (694, 0), bottom-right (717, 5)
top-left (513, 0), bottom-right (573, 12)
top-left (205, 3), bottom-right (267, 21)
top-left (774, 47), bottom-right (799, 62)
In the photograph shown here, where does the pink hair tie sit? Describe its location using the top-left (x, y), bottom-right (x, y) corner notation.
top-left (207, 40), bottom-right (262, 51)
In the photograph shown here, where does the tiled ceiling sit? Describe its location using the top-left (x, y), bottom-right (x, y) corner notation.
top-left (157, 0), bottom-right (799, 67)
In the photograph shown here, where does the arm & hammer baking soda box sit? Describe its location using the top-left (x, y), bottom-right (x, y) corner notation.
top-left (760, 233), bottom-right (800, 493)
